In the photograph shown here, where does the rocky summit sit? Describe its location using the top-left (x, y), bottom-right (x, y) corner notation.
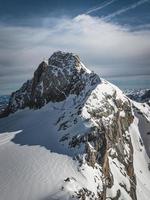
top-left (1, 51), bottom-right (100, 117)
top-left (0, 51), bottom-right (150, 200)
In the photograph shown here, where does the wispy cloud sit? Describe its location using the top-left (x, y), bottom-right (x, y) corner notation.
top-left (85, 0), bottom-right (117, 14)
top-left (132, 24), bottom-right (150, 31)
top-left (0, 14), bottom-right (150, 94)
top-left (103, 0), bottom-right (149, 21)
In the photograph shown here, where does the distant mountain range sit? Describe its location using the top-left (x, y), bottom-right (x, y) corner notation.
top-left (0, 95), bottom-right (10, 113)
top-left (124, 89), bottom-right (150, 105)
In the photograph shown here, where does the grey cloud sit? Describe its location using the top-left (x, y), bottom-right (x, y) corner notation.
top-left (0, 14), bottom-right (150, 94)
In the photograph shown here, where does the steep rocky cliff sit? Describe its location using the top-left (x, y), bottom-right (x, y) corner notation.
top-left (0, 51), bottom-right (150, 200)
top-left (1, 51), bottom-right (100, 116)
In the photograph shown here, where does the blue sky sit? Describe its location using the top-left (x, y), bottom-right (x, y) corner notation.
top-left (0, 0), bottom-right (150, 94)
top-left (1, 0), bottom-right (150, 26)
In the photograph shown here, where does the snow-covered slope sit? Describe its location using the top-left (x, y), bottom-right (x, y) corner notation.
top-left (0, 51), bottom-right (150, 200)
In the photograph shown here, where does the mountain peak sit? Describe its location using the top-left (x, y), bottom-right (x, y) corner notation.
top-left (48, 51), bottom-right (90, 73)
top-left (0, 51), bottom-right (100, 117)
top-left (49, 51), bottom-right (79, 66)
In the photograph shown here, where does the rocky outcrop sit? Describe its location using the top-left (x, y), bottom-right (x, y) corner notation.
top-left (84, 96), bottom-right (136, 199)
top-left (57, 84), bottom-right (137, 199)
top-left (0, 51), bottom-right (100, 117)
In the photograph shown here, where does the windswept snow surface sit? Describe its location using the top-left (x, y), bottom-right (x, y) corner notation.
top-left (0, 103), bottom-right (87, 200)
top-left (0, 93), bottom-right (103, 200)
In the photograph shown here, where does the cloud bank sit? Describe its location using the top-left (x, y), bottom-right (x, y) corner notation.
top-left (0, 14), bottom-right (150, 94)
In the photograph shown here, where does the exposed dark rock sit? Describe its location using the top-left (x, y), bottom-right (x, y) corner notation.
top-left (85, 142), bottom-right (97, 168)
top-left (0, 51), bottom-right (100, 117)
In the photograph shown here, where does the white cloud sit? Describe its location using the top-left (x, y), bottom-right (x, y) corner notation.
top-left (85, 0), bottom-right (117, 14)
top-left (0, 14), bottom-right (150, 94)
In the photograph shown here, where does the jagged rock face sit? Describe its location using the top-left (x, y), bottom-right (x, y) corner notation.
top-left (56, 81), bottom-right (138, 200)
top-left (1, 51), bottom-right (148, 199)
top-left (91, 101), bottom-right (136, 200)
top-left (1, 51), bottom-right (100, 117)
